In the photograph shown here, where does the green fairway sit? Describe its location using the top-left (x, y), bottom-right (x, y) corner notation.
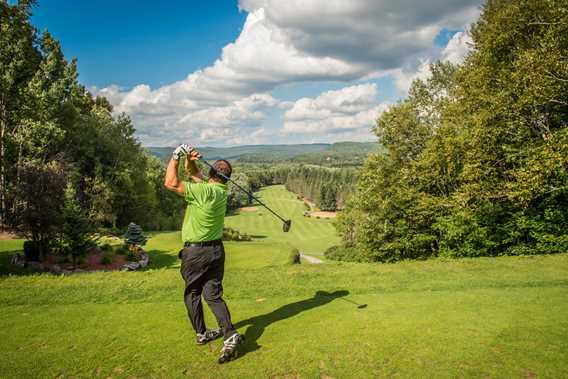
top-left (1, 186), bottom-right (567, 378)
top-left (224, 185), bottom-right (339, 255)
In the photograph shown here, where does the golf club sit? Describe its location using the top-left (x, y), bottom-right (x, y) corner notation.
top-left (340, 298), bottom-right (367, 309)
top-left (200, 159), bottom-right (292, 232)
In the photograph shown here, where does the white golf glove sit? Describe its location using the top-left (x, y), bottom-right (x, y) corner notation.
top-left (172, 144), bottom-right (193, 160)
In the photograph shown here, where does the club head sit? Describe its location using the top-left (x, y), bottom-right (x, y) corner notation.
top-left (283, 219), bottom-right (292, 233)
top-left (357, 304), bottom-right (368, 309)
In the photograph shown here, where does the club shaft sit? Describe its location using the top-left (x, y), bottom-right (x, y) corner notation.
top-left (201, 160), bottom-right (288, 223)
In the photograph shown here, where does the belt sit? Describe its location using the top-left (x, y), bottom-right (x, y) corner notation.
top-left (184, 239), bottom-right (222, 247)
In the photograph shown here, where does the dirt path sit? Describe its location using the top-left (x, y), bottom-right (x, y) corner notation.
top-left (300, 252), bottom-right (324, 264)
top-left (0, 231), bottom-right (22, 240)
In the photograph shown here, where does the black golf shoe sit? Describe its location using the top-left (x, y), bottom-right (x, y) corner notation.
top-left (218, 333), bottom-right (244, 364)
top-left (196, 328), bottom-right (222, 345)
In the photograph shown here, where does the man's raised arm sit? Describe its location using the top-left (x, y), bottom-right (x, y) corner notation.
top-left (184, 150), bottom-right (204, 182)
top-left (164, 144), bottom-right (192, 195)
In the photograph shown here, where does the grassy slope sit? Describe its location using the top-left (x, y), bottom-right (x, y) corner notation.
top-left (1, 187), bottom-right (567, 378)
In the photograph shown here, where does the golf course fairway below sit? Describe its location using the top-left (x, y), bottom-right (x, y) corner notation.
top-left (224, 185), bottom-right (339, 256)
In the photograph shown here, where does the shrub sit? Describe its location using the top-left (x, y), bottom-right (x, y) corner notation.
top-left (288, 248), bottom-right (301, 264)
top-left (433, 212), bottom-right (497, 258)
top-left (13, 161), bottom-right (67, 258)
top-left (222, 227), bottom-right (252, 241)
top-left (100, 243), bottom-right (113, 253)
top-left (23, 241), bottom-right (41, 261)
top-left (324, 245), bottom-right (363, 262)
top-left (126, 250), bottom-right (138, 262)
top-left (114, 245), bottom-right (128, 255)
top-left (100, 251), bottom-right (115, 265)
top-left (61, 185), bottom-right (94, 266)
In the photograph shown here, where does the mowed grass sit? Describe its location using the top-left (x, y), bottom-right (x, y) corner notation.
top-left (0, 187), bottom-right (567, 378)
top-left (224, 185), bottom-right (339, 255)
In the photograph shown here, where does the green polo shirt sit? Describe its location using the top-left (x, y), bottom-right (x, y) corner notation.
top-left (181, 180), bottom-right (227, 243)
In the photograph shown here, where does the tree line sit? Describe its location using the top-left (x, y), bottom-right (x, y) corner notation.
top-left (231, 164), bottom-right (358, 212)
top-left (1, 1), bottom-right (184, 256)
top-left (331, 0), bottom-right (568, 262)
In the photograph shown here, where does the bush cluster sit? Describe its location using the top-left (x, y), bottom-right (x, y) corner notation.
top-left (222, 227), bottom-right (252, 242)
top-left (324, 246), bottom-right (363, 262)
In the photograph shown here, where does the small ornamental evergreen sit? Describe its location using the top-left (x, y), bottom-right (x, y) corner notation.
top-left (124, 222), bottom-right (147, 249)
top-left (61, 185), bottom-right (94, 266)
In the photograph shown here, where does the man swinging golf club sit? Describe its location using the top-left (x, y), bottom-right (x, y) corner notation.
top-left (164, 143), bottom-right (243, 364)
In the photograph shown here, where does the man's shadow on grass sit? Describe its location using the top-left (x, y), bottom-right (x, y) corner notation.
top-left (234, 290), bottom-right (349, 356)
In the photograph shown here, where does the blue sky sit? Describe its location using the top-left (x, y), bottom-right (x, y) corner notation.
top-left (28, 0), bottom-right (481, 146)
top-left (32, 0), bottom-right (246, 88)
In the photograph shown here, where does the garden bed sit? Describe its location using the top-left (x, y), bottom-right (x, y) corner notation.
top-left (10, 247), bottom-right (149, 275)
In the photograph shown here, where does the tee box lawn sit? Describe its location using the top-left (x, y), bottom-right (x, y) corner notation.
top-left (1, 186), bottom-right (567, 378)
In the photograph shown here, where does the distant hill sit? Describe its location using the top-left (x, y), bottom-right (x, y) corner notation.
top-left (146, 142), bottom-right (378, 166)
top-left (290, 142), bottom-right (379, 166)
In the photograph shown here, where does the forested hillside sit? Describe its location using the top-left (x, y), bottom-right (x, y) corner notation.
top-left (290, 142), bottom-right (378, 166)
top-left (331, 0), bottom-right (568, 262)
top-left (148, 142), bottom-right (377, 167)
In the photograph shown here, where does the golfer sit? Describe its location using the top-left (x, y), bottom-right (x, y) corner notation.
top-left (164, 144), bottom-right (243, 364)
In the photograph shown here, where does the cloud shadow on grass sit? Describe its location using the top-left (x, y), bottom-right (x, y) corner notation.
top-left (234, 290), bottom-right (349, 356)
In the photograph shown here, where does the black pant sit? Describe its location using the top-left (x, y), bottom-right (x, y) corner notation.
top-left (180, 242), bottom-right (236, 340)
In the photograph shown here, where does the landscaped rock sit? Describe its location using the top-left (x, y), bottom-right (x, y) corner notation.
top-left (120, 250), bottom-right (150, 271)
top-left (121, 262), bottom-right (140, 271)
top-left (138, 252), bottom-right (149, 268)
top-left (11, 253), bottom-right (25, 268)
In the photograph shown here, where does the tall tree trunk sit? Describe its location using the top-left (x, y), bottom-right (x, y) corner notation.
top-left (0, 97), bottom-right (6, 231)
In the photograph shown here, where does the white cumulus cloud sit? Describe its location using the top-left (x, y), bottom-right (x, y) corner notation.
top-left (283, 83), bottom-right (388, 139)
top-left (95, 0), bottom-right (481, 145)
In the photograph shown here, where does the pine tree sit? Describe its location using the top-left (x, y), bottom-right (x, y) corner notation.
top-left (61, 184), bottom-right (93, 266)
top-left (124, 222), bottom-right (147, 248)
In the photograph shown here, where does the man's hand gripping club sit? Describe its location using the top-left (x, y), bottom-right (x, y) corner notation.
top-left (164, 143), bottom-right (202, 196)
top-left (172, 144), bottom-right (192, 161)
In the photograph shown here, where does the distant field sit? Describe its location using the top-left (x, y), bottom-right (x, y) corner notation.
top-left (1, 186), bottom-right (567, 378)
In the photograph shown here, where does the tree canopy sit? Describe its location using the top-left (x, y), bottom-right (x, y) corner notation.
top-left (1, 1), bottom-right (184, 253)
top-left (334, 0), bottom-right (568, 262)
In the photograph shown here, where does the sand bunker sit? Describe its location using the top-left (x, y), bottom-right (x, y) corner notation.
top-left (239, 207), bottom-right (258, 212)
top-left (309, 211), bottom-right (337, 218)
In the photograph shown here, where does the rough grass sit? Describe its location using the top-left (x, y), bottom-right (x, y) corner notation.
top-left (1, 186), bottom-right (567, 378)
